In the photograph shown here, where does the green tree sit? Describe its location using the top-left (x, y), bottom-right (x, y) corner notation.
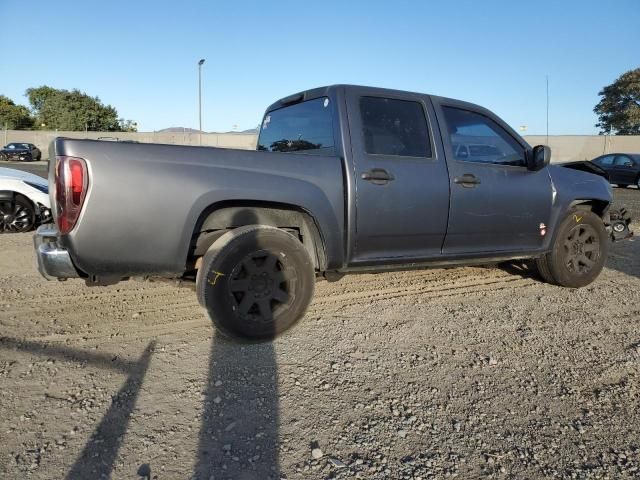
top-left (0, 95), bottom-right (34, 129)
top-left (25, 86), bottom-right (134, 132)
top-left (594, 67), bottom-right (640, 135)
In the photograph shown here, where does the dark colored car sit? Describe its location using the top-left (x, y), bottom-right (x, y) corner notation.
top-left (0, 143), bottom-right (42, 162)
top-left (592, 153), bottom-right (640, 188)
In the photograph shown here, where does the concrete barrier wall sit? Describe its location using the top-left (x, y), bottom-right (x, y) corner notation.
top-left (3, 129), bottom-right (639, 163)
top-left (2, 130), bottom-right (258, 158)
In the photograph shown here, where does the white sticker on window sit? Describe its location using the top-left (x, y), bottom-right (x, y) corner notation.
top-left (262, 115), bottom-right (271, 129)
top-left (323, 98), bottom-right (329, 108)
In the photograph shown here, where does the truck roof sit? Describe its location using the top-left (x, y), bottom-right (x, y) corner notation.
top-left (265, 84), bottom-right (488, 115)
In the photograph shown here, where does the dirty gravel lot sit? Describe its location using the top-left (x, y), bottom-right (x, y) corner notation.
top-left (1, 189), bottom-right (639, 480)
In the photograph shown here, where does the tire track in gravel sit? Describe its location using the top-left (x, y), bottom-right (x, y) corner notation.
top-left (311, 269), bottom-right (535, 307)
top-left (10, 269), bottom-right (537, 345)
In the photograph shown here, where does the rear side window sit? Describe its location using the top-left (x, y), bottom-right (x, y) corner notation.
top-left (360, 97), bottom-right (432, 157)
top-left (257, 97), bottom-right (334, 155)
top-left (443, 107), bottom-right (525, 167)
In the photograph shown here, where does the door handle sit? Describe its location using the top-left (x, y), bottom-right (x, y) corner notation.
top-left (361, 168), bottom-right (395, 185)
top-left (454, 174), bottom-right (481, 188)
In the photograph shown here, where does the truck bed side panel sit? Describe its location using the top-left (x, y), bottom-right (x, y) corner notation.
top-left (54, 139), bottom-right (345, 276)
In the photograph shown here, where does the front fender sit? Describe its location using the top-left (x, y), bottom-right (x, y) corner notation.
top-left (543, 165), bottom-right (612, 250)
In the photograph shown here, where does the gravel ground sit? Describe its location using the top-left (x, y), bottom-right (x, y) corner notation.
top-left (0, 188), bottom-right (639, 480)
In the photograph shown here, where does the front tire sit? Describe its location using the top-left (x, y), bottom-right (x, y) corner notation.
top-left (536, 209), bottom-right (608, 288)
top-left (196, 225), bottom-right (315, 341)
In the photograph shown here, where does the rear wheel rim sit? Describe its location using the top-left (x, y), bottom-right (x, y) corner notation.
top-left (563, 224), bottom-right (599, 275)
top-left (228, 250), bottom-right (296, 324)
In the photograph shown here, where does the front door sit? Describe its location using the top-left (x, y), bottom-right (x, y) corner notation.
top-left (345, 89), bottom-right (450, 263)
top-left (435, 104), bottom-right (552, 254)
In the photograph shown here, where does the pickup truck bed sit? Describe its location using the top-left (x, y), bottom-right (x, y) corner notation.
top-left (45, 140), bottom-right (344, 277)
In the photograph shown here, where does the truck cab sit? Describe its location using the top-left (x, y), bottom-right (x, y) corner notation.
top-left (257, 85), bottom-right (604, 265)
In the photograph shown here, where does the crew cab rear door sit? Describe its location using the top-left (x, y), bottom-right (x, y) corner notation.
top-left (345, 88), bottom-right (450, 263)
top-left (434, 100), bottom-right (552, 254)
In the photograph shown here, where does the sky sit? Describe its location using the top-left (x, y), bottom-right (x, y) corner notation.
top-left (0, 0), bottom-right (638, 134)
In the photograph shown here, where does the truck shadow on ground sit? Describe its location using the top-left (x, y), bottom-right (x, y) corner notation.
top-left (0, 337), bottom-right (155, 480)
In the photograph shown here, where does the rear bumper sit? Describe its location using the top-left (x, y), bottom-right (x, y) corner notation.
top-left (33, 224), bottom-right (81, 280)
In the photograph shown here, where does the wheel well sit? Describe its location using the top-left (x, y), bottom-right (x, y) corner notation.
top-left (570, 199), bottom-right (610, 219)
top-left (188, 202), bottom-right (326, 271)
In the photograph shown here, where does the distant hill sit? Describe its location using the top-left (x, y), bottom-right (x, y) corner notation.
top-left (156, 127), bottom-right (203, 133)
top-left (156, 127), bottom-right (258, 134)
top-left (222, 128), bottom-right (258, 135)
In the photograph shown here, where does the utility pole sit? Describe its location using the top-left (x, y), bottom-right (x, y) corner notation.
top-left (198, 58), bottom-right (205, 145)
top-left (546, 75), bottom-right (549, 146)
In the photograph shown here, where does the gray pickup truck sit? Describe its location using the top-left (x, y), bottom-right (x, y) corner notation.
top-left (35, 85), bottom-right (616, 340)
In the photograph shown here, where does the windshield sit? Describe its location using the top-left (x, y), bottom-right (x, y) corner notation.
top-left (257, 97), bottom-right (335, 155)
top-left (5, 143), bottom-right (29, 149)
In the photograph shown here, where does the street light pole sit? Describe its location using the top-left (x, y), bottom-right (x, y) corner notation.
top-left (198, 58), bottom-right (205, 145)
top-left (545, 75), bottom-right (549, 146)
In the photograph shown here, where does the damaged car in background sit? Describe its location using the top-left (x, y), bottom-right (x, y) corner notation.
top-left (0, 167), bottom-right (51, 233)
top-left (33, 85), bottom-right (634, 341)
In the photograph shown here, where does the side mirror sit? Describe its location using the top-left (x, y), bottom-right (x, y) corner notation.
top-left (528, 145), bottom-right (551, 171)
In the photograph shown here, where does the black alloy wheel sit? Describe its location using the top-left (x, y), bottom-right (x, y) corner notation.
top-left (228, 250), bottom-right (294, 324)
top-left (563, 223), bottom-right (600, 275)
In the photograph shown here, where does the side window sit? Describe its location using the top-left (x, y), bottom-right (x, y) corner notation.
top-left (442, 107), bottom-right (525, 167)
top-left (599, 155), bottom-right (614, 166)
top-left (360, 97), bottom-right (432, 157)
top-left (613, 155), bottom-right (632, 166)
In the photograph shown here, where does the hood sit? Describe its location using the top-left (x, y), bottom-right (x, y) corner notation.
top-left (558, 160), bottom-right (609, 180)
top-left (0, 167), bottom-right (48, 188)
top-left (548, 164), bottom-right (612, 204)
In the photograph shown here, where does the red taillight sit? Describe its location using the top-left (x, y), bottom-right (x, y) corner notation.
top-left (54, 156), bottom-right (88, 234)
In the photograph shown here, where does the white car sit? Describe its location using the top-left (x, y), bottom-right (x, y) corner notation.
top-left (0, 167), bottom-right (51, 233)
